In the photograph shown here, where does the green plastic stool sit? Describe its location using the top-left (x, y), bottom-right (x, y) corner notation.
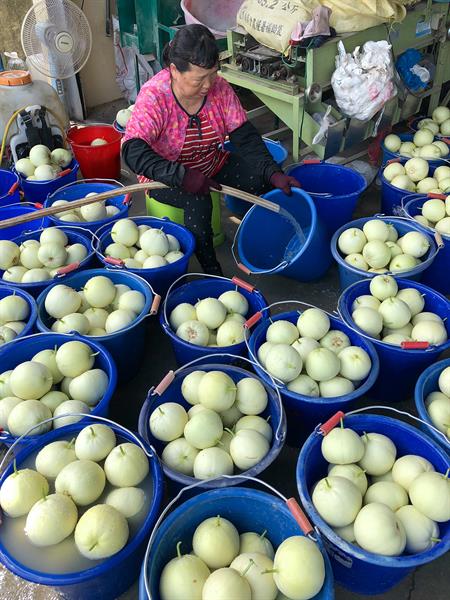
top-left (145, 191), bottom-right (225, 247)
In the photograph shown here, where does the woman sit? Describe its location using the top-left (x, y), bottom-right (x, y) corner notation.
top-left (122, 24), bottom-right (299, 275)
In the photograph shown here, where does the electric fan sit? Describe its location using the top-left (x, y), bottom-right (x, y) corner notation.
top-left (21, 0), bottom-right (92, 100)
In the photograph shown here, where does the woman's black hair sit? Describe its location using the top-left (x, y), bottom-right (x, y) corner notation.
top-left (163, 24), bottom-right (219, 72)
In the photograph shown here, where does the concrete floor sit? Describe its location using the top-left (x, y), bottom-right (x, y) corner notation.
top-left (1, 98), bottom-right (449, 599)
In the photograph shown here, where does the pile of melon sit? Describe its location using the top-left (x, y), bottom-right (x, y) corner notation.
top-left (43, 275), bottom-right (146, 337)
top-left (159, 516), bottom-right (326, 600)
top-left (149, 370), bottom-right (272, 479)
top-left (311, 420), bottom-right (449, 556)
top-left (101, 219), bottom-right (185, 268)
top-left (14, 144), bottom-right (73, 181)
top-left (0, 340), bottom-right (109, 437)
top-left (0, 293), bottom-right (30, 346)
top-left (425, 366), bottom-right (450, 441)
top-left (0, 423), bottom-right (149, 561)
top-left (0, 228), bottom-right (88, 284)
top-left (257, 308), bottom-right (372, 398)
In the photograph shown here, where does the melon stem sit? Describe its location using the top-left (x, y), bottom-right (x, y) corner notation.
top-left (176, 541), bottom-right (182, 558)
top-left (241, 558), bottom-right (255, 577)
top-left (430, 537), bottom-right (441, 543)
top-left (325, 478), bottom-right (331, 489)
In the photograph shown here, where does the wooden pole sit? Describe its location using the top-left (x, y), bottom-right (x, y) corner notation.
top-left (0, 183), bottom-right (280, 230)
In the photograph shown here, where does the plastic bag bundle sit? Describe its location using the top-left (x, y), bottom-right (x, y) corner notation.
top-left (331, 40), bottom-right (396, 121)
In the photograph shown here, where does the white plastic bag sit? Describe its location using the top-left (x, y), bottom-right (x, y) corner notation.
top-left (331, 40), bottom-right (396, 121)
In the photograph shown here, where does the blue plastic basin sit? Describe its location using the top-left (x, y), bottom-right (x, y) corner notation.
top-left (0, 170), bottom-right (20, 206)
top-left (338, 278), bottom-right (450, 402)
top-left (16, 159), bottom-right (79, 204)
top-left (287, 162), bottom-right (366, 237)
top-left (44, 179), bottom-right (129, 233)
top-left (330, 216), bottom-right (439, 291)
top-left (139, 487), bottom-right (335, 600)
top-left (248, 309), bottom-right (379, 446)
top-left (0, 419), bottom-right (162, 600)
top-left (95, 216), bottom-right (196, 298)
top-left (36, 268), bottom-right (154, 381)
top-left (160, 275), bottom-right (267, 366)
top-left (297, 413), bottom-right (450, 595)
top-left (403, 194), bottom-right (450, 295)
top-left (138, 360), bottom-right (286, 493)
top-left (415, 358), bottom-right (450, 456)
top-left (0, 332), bottom-right (117, 447)
top-left (236, 188), bottom-right (332, 281)
top-left (0, 226), bottom-right (94, 298)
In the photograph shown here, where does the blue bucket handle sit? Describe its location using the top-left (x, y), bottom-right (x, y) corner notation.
top-left (243, 299), bottom-right (338, 386)
top-left (336, 283), bottom-right (447, 353)
top-left (161, 271), bottom-right (264, 327)
top-left (141, 351), bottom-right (285, 443)
top-left (0, 412), bottom-right (157, 473)
top-left (141, 474), bottom-right (320, 600)
top-left (314, 404), bottom-right (450, 448)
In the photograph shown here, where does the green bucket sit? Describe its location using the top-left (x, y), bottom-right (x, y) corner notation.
top-left (145, 191), bottom-right (225, 247)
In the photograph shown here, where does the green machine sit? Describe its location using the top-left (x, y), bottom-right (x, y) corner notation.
top-left (220, 0), bottom-right (450, 160)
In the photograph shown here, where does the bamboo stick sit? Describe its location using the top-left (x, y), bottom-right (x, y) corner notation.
top-left (0, 183), bottom-right (280, 230)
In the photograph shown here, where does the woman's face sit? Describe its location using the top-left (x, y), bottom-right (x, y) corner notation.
top-left (170, 63), bottom-right (218, 99)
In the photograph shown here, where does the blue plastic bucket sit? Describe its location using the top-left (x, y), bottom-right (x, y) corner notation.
top-left (0, 418), bottom-right (163, 600)
top-left (139, 486), bottom-right (335, 600)
top-left (287, 162), bottom-right (366, 237)
top-left (403, 193), bottom-right (450, 294)
top-left (0, 287), bottom-right (37, 341)
top-left (248, 307), bottom-right (379, 446)
top-left (381, 133), bottom-right (449, 169)
top-left (235, 188), bottom-right (332, 281)
top-left (160, 274), bottom-right (268, 366)
top-left (297, 413), bottom-right (450, 595)
top-left (0, 203), bottom-right (48, 240)
top-left (16, 159), bottom-right (79, 204)
top-left (330, 216), bottom-right (439, 291)
top-left (44, 178), bottom-right (129, 233)
top-left (0, 170), bottom-right (20, 206)
top-left (95, 216), bottom-right (196, 297)
top-left (138, 357), bottom-right (286, 493)
top-left (0, 332), bottom-right (116, 447)
top-left (338, 278), bottom-right (450, 402)
top-left (0, 226), bottom-right (94, 298)
top-left (36, 268), bottom-right (155, 382)
top-left (223, 138), bottom-right (288, 214)
top-left (415, 358), bottom-right (450, 455)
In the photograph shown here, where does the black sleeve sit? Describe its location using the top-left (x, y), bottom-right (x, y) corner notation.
top-left (121, 138), bottom-right (185, 187)
top-left (229, 121), bottom-right (282, 183)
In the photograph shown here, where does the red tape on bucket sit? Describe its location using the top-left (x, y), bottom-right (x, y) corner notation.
top-left (154, 371), bottom-right (175, 395)
top-left (150, 294), bottom-right (161, 315)
top-left (237, 262), bottom-right (251, 275)
top-left (7, 181), bottom-right (19, 195)
top-left (105, 257), bottom-right (124, 266)
top-left (245, 311), bottom-right (262, 329)
top-left (427, 193), bottom-right (447, 200)
top-left (402, 341), bottom-right (430, 350)
top-left (56, 262), bottom-right (80, 275)
top-left (231, 276), bottom-right (255, 293)
top-left (58, 168), bottom-right (72, 178)
top-left (319, 411), bottom-right (345, 435)
top-left (286, 498), bottom-right (314, 536)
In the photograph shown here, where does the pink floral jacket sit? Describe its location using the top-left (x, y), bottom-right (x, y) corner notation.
top-left (122, 68), bottom-right (247, 160)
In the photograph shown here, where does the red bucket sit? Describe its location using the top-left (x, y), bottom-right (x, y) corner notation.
top-left (67, 124), bottom-right (122, 179)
